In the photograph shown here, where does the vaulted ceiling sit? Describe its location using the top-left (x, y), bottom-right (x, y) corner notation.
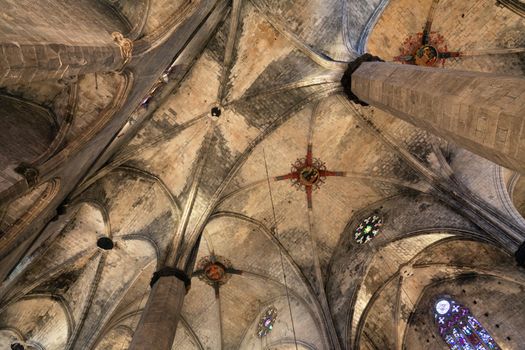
top-left (1, 0), bottom-right (524, 350)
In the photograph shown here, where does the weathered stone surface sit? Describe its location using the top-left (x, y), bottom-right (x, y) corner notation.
top-left (0, 0), bottom-right (128, 84)
top-left (1, 1), bottom-right (525, 350)
top-left (351, 62), bottom-right (525, 174)
top-left (129, 276), bottom-right (186, 350)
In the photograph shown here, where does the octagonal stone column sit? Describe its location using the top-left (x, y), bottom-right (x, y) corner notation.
top-left (128, 273), bottom-right (187, 350)
top-left (0, 0), bottom-right (132, 84)
top-left (345, 61), bottom-right (525, 174)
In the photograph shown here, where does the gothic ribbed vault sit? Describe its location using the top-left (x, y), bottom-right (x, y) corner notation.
top-left (0, 0), bottom-right (524, 350)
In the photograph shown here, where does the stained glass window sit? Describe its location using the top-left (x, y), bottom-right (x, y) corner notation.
top-left (354, 215), bottom-right (382, 244)
top-left (256, 307), bottom-right (278, 337)
top-left (433, 296), bottom-right (501, 350)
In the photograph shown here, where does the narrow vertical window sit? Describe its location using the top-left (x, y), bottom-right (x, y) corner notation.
top-left (434, 297), bottom-right (501, 350)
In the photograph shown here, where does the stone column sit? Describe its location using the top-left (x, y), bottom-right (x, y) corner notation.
top-left (0, 0), bottom-right (133, 85)
top-left (128, 270), bottom-right (189, 350)
top-left (0, 34), bottom-right (131, 85)
top-left (346, 61), bottom-right (525, 174)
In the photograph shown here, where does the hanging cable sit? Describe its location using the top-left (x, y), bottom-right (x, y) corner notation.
top-left (262, 148), bottom-right (299, 350)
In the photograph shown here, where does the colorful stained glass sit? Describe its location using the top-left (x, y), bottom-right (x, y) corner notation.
top-left (433, 297), bottom-right (501, 350)
top-left (354, 215), bottom-right (382, 244)
top-left (256, 307), bottom-right (278, 337)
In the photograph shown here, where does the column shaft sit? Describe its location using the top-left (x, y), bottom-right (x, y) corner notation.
top-left (0, 0), bottom-right (131, 84)
top-left (129, 276), bottom-right (186, 350)
top-left (350, 62), bottom-right (525, 174)
top-left (0, 42), bottom-right (125, 84)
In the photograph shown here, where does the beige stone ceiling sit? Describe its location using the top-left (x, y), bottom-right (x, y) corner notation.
top-left (1, 0), bottom-right (524, 349)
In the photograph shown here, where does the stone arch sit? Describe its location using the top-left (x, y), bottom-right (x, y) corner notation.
top-left (263, 341), bottom-right (317, 350)
top-left (509, 174), bottom-right (525, 220)
top-left (339, 194), bottom-right (489, 251)
top-left (1, 69), bottom-right (132, 205)
top-left (0, 199), bottom-right (106, 306)
top-left (365, 0), bottom-right (525, 75)
top-left (93, 325), bottom-right (133, 350)
top-left (403, 274), bottom-right (525, 349)
top-left (0, 179), bottom-right (61, 264)
top-left (1, 193), bottom-right (158, 350)
top-left (205, 212), bottom-right (330, 344)
top-left (74, 167), bottom-right (180, 266)
top-left (39, 70), bottom-right (133, 180)
top-left (352, 235), bottom-right (525, 350)
top-left (492, 167), bottom-right (525, 230)
top-left (133, 0), bottom-right (201, 52)
top-left (1, 183), bottom-right (52, 234)
top-left (0, 95), bottom-right (58, 195)
top-left (239, 294), bottom-right (325, 350)
top-left (103, 0), bottom-right (151, 40)
top-left (0, 295), bottom-right (70, 350)
top-left (348, 231), bottom-right (460, 349)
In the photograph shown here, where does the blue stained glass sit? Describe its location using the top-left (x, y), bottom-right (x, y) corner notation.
top-left (453, 328), bottom-right (474, 350)
top-left (433, 297), bottom-right (501, 350)
top-left (462, 325), bottom-right (472, 336)
top-left (467, 317), bottom-right (499, 349)
top-left (445, 334), bottom-right (462, 350)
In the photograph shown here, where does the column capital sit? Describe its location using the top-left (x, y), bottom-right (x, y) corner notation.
top-left (112, 32), bottom-right (133, 70)
top-left (341, 53), bottom-right (384, 106)
top-left (150, 266), bottom-right (192, 293)
top-left (14, 163), bottom-right (39, 188)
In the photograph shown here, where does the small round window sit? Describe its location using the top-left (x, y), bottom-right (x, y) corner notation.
top-left (354, 215), bottom-right (382, 244)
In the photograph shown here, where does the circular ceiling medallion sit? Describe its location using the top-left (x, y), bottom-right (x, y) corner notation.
top-left (354, 215), bottom-right (382, 244)
top-left (395, 32), bottom-right (449, 67)
top-left (204, 262), bottom-right (226, 282)
top-left (299, 166), bottom-right (320, 186)
top-left (414, 45), bottom-right (439, 66)
top-left (435, 299), bottom-right (451, 315)
top-left (290, 157), bottom-right (327, 191)
top-left (196, 255), bottom-right (232, 286)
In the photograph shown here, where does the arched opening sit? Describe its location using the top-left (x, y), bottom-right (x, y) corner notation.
top-left (432, 296), bottom-right (501, 349)
top-left (351, 235), bottom-right (525, 349)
